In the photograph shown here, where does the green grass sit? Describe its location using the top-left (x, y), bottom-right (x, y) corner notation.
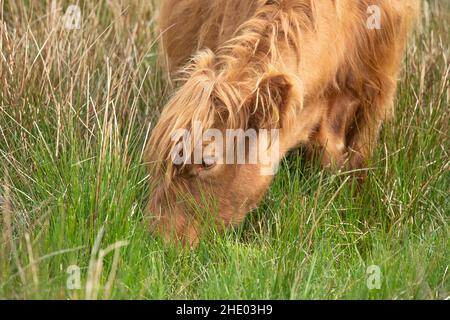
top-left (0, 0), bottom-right (448, 299)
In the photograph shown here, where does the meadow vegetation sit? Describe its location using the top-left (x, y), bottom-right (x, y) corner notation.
top-left (0, 0), bottom-right (448, 299)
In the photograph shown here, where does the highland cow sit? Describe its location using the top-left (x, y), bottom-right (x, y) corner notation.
top-left (146, 0), bottom-right (419, 245)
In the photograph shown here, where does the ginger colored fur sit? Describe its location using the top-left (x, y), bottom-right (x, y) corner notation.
top-left (147, 0), bottom-right (419, 245)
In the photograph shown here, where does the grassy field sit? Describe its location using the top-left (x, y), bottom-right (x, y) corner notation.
top-left (0, 0), bottom-right (448, 299)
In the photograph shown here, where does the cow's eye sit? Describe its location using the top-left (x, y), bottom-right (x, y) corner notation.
top-left (201, 157), bottom-right (216, 170)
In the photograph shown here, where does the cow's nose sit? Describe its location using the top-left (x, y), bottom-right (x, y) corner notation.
top-left (149, 188), bottom-right (199, 246)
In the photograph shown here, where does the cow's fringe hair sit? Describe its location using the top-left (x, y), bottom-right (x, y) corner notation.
top-left (147, 0), bottom-right (310, 186)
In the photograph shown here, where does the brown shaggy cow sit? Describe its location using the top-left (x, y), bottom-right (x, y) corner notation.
top-left (146, 0), bottom-right (419, 245)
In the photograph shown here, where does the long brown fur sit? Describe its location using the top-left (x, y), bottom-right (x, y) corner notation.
top-left (146, 0), bottom-right (419, 245)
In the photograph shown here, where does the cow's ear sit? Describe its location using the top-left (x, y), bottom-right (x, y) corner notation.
top-left (247, 72), bottom-right (301, 129)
